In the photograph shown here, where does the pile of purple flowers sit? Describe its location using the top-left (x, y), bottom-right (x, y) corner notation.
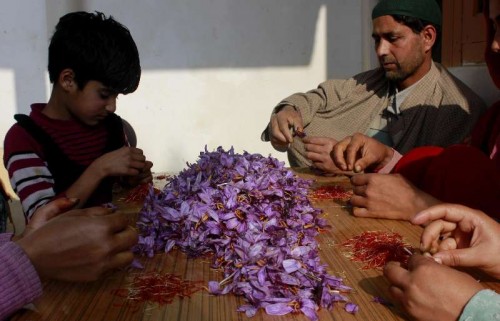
top-left (134, 146), bottom-right (357, 320)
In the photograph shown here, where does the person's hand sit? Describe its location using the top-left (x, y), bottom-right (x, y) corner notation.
top-left (350, 173), bottom-right (440, 220)
top-left (412, 204), bottom-right (500, 279)
top-left (15, 205), bottom-right (138, 282)
top-left (124, 160), bottom-right (154, 187)
top-left (384, 254), bottom-right (484, 321)
top-left (269, 105), bottom-right (303, 152)
top-left (91, 146), bottom-right (148, 179)
top-left (331, 133), bottom-right (393, 172)
top-left (20, 197), bottom-right (80, 238)
top-left (303, 136), bottom-right (340, 173)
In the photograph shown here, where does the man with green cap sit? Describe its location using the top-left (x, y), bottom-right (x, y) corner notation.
top-left (261, 0), bottom-right (486, 172)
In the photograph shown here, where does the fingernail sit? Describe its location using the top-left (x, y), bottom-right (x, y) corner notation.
top-left (433, 257), bottom-right (442, 264)
top-left (354, 165), bottom-right (361, 173)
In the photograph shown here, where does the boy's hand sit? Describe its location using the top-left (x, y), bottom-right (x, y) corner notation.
top-left (124, 160), bottom-right (153, 187)
top-left (332, 133), bottom-right (393, 172)
top-left (384, 254), bottom-right (483, 321)
top-left (93, 147), bottom-right (148, 178)
top-left (412, 204), bottom-right (500, 279)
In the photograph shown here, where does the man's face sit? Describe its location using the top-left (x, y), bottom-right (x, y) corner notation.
top-left (67, 80), bottom-right (118, 126)
top-left (372, 15), bottom-right (429, 88)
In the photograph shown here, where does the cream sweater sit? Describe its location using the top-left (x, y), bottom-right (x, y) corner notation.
top-left (262, 62), bottom-right (486, 167)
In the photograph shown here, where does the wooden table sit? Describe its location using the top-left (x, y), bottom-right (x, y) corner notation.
top-left (11, 170), bottom-right (500, 321)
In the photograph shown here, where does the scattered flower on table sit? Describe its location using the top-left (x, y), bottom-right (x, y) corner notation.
top-left (133, 146), bottom-right (357, 320)
top-left (372, 296), bottom-right (394, 307)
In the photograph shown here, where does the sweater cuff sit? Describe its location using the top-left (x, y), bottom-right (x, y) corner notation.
top-left (459, 289), bottom-right (500, 321)
top-left (374, 149), bottom-right (403, 174)
top-left (0, 241), bottom-right (42, 320)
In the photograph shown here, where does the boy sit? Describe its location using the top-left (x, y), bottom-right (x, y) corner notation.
top-left (3, 11), bottom-right (153, 220)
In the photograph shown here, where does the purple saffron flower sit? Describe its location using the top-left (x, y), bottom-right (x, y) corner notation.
top-left (345, 302), bottom-right (359, 314)
top-left (282, 259), bottom-right (301, 273)
top-left (208, 281), bottom-right (221, 294)
top-left (372, 296), bottom-right (394, 307)
top-left (265, 303), bottom-right (294, 316)
top-left (134, 146), bottom-right (354, 321)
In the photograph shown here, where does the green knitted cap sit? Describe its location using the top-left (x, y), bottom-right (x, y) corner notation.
top-left (372, 0), bottom-right (442, 26)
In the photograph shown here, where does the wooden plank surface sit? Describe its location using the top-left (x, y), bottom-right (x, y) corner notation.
top-left (11, 170), bottom-right (500, 321)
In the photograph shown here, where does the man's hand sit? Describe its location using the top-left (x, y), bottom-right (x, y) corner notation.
top-left (349, 173), bottom-right (440, 220)
top-left (412, 204), bottom-right (500, 279)
top-left (303, 136), bottom-right (340, 173)
top-left (21, 198), bottom-right (79, 238)
top-left (16, 204), bottom-right (138, 282)
top-left (269, 105), bottom-right (303, 151)
top-left (332, 133), bottom-right (393, 172)
top-left (384, 254), bottom-right (484, 321)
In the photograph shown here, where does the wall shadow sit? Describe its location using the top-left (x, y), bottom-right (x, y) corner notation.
top-left (0, 0), bottom-right (369, 114)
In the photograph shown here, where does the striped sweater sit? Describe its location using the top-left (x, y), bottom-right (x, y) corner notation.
top-left (3, 103), bottom-right (126, 220)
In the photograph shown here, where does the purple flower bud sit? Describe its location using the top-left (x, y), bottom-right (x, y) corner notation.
top-left (265, 303), bottom-right (294, 316)
top-left (282, 259), bottom-right (301, 273)
top-left (345, 302), bottom-right (359, 314)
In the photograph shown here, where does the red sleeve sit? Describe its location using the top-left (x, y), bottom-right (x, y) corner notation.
top-left (394, 145), bottom-right (500, 220)
top-left (470, 102), bottom-right (500, 166)
top-left (3, 124), bottom-right (55, 220)
top-left (392, 146), bottom-right (445, 187)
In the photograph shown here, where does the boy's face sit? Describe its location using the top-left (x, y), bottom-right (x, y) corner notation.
top-left (67, 80), bottom-right (119, 126)
top-left (372, 15), bottom-right (431, 89)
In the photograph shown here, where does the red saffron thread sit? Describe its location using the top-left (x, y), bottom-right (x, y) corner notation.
top-left (123, 183), bottom-right (161, 203)
top-left (309, 185), bottom-right (353, 201)
top-left (341, 231), bottom-right (414, 270)
top-left (112, 272), bottom-right (204, 306)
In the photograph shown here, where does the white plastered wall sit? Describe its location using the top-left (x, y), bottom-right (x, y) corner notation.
top-left (1, 0), bottom-right (372, 174)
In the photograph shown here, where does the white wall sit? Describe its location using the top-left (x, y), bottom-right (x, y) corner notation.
top-left (0, 0), bottom-right (497, 174)
top-left (1, 0), bottom-right (369, 172)
top-left (0, 1), bottom-right (48, 145)
top-left (449, 65), bottom-right (500, 107)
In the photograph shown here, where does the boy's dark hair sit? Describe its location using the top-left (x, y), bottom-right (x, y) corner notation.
top-left (48, 11), bottom-right (141, 94)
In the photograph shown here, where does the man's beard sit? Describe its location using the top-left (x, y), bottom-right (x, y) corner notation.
top-left (382, 55), bottom-right (424, 84)
top-left (384, 67), bottom-right (407, 82)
